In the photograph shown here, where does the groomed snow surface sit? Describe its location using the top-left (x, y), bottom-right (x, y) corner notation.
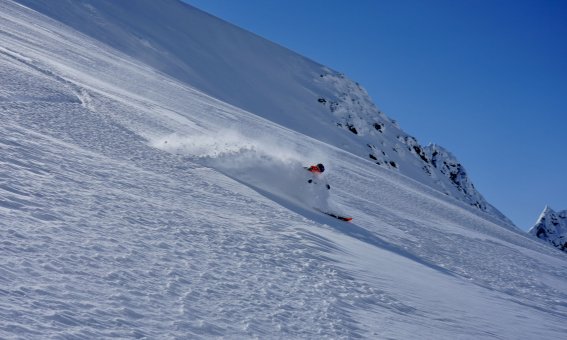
top-left (1, 1), bottom-right (567, 339)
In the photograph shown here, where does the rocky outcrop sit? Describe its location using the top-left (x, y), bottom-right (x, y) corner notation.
top-left (315, 70), bottom-right (511, 224)
top-left (529, 207), bottom-right (567, 252)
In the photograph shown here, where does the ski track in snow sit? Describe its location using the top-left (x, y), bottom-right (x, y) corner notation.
top-left (1, 1), bottom-right (567, 339)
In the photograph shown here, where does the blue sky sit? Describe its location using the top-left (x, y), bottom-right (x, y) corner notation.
top-left (185, 0), bottom-right (567, 230)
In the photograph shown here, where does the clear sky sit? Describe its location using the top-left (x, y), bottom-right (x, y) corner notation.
top-left (184, 0), bottom-right (567, 230)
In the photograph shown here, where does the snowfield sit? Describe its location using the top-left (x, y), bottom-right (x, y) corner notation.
top-left (1, 0), bottom-right (567, 339)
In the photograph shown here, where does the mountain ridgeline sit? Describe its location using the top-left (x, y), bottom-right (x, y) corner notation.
top-left (315, 71), bottom-right (507, 221)
top-left (16, 0), bottom-right (511, 225)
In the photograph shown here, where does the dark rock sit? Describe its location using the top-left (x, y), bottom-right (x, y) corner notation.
top-left (347, 124), bottom-right (358, 135)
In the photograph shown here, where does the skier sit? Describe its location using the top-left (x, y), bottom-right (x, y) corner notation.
top-left (306, 163), bottom-right (330, 190)
top-left (304, 163), bottom-right (351, 221)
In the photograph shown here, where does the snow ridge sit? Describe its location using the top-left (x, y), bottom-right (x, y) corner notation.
top-left (315, 69), bottom-right (510, 223)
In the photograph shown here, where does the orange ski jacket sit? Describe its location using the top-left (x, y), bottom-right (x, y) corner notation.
top-left (307, 165), bottom-right (322, 173)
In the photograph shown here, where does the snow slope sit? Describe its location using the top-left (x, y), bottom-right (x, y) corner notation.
top-left (1, 0), bottom-right (567, 339)
top-left (529, 206), bottom-right (567, 252)
top-left (15, 0), bottom-right (511, 224)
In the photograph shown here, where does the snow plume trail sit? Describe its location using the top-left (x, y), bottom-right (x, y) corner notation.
top-left (151, 129), bottom-right (334, 212)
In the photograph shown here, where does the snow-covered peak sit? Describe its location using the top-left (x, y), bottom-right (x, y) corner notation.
top-left (529, 206), bottom-right (567, 252)
top-left (542, 205), bottom-right (555, 216)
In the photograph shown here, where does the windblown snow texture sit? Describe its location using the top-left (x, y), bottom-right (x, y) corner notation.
top-left (1, 0), bottom-right (567, 339)
top-left (529, 206), bottom-right (567, 252)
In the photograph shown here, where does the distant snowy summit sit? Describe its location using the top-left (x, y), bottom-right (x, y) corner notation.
top-left (529, 206), bottom-right (567, 252)
top-left (15, 0), bottom-right (511, 225)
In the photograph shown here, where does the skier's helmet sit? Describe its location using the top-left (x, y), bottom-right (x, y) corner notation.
top-left (317, 163), bottom-right (325, 173)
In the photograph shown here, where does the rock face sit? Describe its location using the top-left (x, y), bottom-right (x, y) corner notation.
top-left (424, 144), bottom-right (487, 211)
top-left (529, 207), bottom-right (567, 252)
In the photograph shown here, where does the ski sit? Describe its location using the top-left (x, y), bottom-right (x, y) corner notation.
top-left (316, 209), bottom-right (352, 222)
